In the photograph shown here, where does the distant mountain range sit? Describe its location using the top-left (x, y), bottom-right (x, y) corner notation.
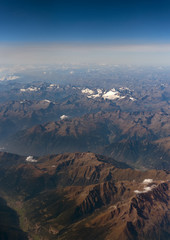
top-left (5, 110), bottom-right (170, 170)
top-left (0, 74), bottom-right (169, 239)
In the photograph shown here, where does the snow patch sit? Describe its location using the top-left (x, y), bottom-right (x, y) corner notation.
top-left (20, 89), bottom-right (26, 92)
top-left (47, 84), bottom-right (59, 89)
top-left (119, 87), bottom-right (131, 91)
top-left (129, 97), bottom-right (136, 101)
top-left (43, 99), bottom-right (51, 103)
top-left (97, 89), bottom-right (103, 94)
top-left (26, 156), bottom-right (37, 163)
top-left (20, 87), bottom-right (40, 92)
top-left (81, 88), bottom-right (94, 95)
top-left (82, 87), bottom-right (134, 101)
top-left (102, 88), bottom-right (124, 100)
top-left (86, 89), bottom-right (103, 99)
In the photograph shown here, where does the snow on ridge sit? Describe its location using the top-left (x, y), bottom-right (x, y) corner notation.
top-left (129, 97), bottom-right (136, 101)
top-left (102, 88), bottom-right (124, 100)
top-left (42, 99), bottom-right (51, 103)
top-left (119, 87), bottom-right (134, 92)
top-left (97, 89), bottom-right (103, 94)
top-left (81, 88), bottom-right (94, 95)
top-left (81, 87), bottom-right (135, 101)
top-left (20, 87), bottom-right (40, 92)
top-left (47, 84), bottom-right (59, 89)
top-left (26, 156), bottom-right (37, 163)
top-left (83, 88), bottom-right (103, 99)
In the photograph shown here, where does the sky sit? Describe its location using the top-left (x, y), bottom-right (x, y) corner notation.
top-left (1, 0), bottom-right (170, 65)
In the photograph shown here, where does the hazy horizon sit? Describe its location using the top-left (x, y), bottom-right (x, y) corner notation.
top-left (1, 43), bottom-right (170, 66)
top-left (1, 0), bottom-right (170, 65)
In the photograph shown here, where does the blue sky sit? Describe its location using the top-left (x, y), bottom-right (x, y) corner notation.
top-left (1, 0), bottom-right (170, 64)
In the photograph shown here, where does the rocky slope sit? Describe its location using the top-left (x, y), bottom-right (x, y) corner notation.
top-left (0, 98), bottom-right (118, 141)
top-left (5, 110), bottom-right (170, 169)
top-left (104, 139), bottom-right (170, 170)
top-left (0, 152), bottom-right (169, 240)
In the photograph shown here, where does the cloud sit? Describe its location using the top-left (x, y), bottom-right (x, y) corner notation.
top-left (60, 115), bottom-right (69, 120)
top-left (134, 179), bottom-right (157, 194)
top-left (134, 186), bottom-right (154, 194)
top-left (26, 156), bottom-right (37, 162)
top-left (143, 179), bottom-right (153, 184)
top-left (1, 43), bottom-right (170, 65)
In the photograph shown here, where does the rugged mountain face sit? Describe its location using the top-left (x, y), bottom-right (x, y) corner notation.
top-left (0, 98), bottom-right (118, 141)
top-left (104, 139), bottom-right (170, 170)
top-left (84, 181), bottom-right (170, 240)
top-left (0, 81), bottom-right (169, 171)
top-left (0, 152), bottom-right (169, 240)
top-left (5, 110), bottom-right (170, 169)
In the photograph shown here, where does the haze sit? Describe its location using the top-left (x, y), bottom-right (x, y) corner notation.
top-left (1, 0), bottom-right (170, 65)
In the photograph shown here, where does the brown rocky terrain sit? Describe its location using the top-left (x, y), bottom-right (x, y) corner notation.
top-left (0, 76), bottom-right (169, 239)
top-left (5, 110), bottom-right (170, 169)
top-left (0, 152), bottom-right (169, 240)
top-left (0, 97), bottom-right (118, 141)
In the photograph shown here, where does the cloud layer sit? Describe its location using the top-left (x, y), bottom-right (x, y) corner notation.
top-left (1, 43), bottom-right (170, 65)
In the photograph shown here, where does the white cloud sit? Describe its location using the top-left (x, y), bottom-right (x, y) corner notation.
top-left (134, 179), bottom-right (157, 194)
top-left (60, 115), bottom-right (69, 120)
top-left (143, 179), bottom-right (153, 184)
top-left (26, 156), bottom-right (37, 163)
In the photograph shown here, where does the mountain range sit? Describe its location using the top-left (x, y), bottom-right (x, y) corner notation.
top-left (0, 74), bottom-right (169, 239)
top-left (5, 110), bottom-right (170, 170)
top-left (0, 152), bottom-right (169, 240)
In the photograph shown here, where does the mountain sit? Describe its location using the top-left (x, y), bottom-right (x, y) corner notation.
top-left (0, 152), bottom-right (169, 240)
top-left (0, 80), bottom-right (169, 143)
top-left (0, 97), bottom-right (118, 142)
top-left (5, 110), bottom-right (170, 170)
top-left (103, 139), bottom-right (170, 170)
